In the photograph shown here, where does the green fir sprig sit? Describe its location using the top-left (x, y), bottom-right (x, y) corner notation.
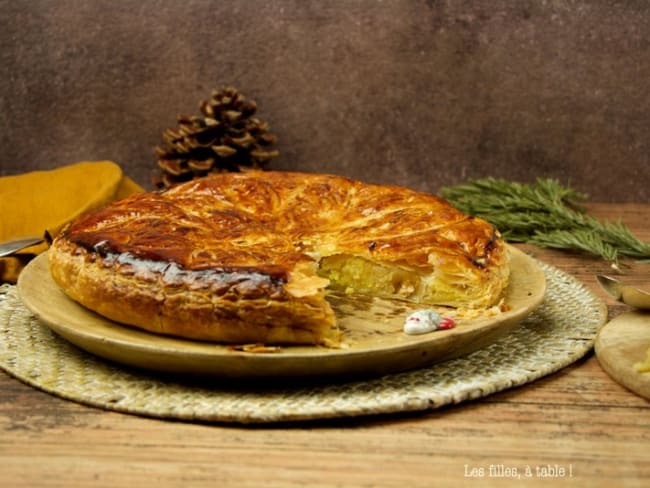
top-left (440, 177), bottom-right (650, 263)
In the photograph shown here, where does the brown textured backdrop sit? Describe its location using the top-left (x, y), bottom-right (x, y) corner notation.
top-left (0, 0), bottom-right (648, 202)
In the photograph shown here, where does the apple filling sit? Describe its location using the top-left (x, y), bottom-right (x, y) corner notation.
top-left (318, 254), bottom-right (424, 300)
top-left (316, 253), bottom-right (503, 308)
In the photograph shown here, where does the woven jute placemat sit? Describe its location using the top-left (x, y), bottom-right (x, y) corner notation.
top-left (0, 261), bottom-right (606, 424)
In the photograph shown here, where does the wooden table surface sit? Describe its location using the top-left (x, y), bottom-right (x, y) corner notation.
top-left (1, 203), bottom-right (649, 487)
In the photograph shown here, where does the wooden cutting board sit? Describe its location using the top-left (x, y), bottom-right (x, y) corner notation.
top-left (595, 311), bottom-right (650, 400)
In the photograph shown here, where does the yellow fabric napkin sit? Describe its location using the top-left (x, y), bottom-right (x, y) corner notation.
top-left (0, 161), bottom-right (144, 283)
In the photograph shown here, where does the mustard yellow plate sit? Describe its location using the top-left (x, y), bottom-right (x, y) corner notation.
top-left (17, 246), bottom-right (545, 378)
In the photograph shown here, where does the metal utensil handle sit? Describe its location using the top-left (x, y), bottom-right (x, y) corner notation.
top-left (0, 237), bottom-right (45, 258)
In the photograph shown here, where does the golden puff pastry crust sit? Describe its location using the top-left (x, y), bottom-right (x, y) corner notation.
top-left (48, 171), bottom-right (510, 346)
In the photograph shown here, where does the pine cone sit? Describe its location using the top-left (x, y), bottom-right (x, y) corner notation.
top-left (154, 86), bottom-right (279, 188)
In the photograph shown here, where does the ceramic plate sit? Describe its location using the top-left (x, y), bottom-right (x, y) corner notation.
top-left (17, 246), bottom-right (545, 378)
top-left (595, 311), bottom-right (650, 400)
